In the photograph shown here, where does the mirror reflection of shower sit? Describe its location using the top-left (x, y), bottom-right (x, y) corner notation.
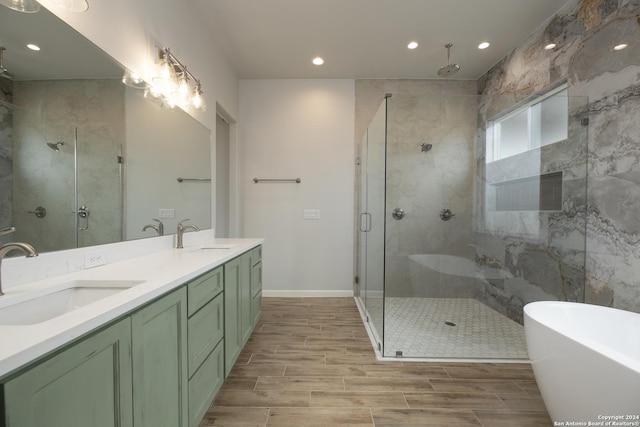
top-left (46, 141), bottom-right (64, 151)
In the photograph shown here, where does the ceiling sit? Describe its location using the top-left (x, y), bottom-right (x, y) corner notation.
top-left (193, 0), bottom-right (574, 80)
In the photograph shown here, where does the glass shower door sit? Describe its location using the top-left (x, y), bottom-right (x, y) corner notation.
top-left (359, 98), bottom-right (387, 351)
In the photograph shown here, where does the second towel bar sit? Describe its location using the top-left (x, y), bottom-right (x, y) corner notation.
top-left (253, 178), bottom-right (301, 183)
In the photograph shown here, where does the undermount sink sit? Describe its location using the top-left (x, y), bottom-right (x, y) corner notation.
top-left (0, 279), bottom-right (145, 326)
top-left (187, 244), bottom-right (237, 253)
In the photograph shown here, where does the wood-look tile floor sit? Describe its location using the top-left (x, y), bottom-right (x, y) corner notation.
top-left (199, 298), bottom-right (552, 427)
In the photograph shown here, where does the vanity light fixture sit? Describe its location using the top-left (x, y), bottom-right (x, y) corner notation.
top-left (478, 42), bottom-right (490, 49)
top-left (122, 69), bottom-right (146, 89)
top-left (149, 47), bottom-right (207, 112)
top-left (0, 0), bottom-right (40, 13)
top-left (544, 43), bottom-right (557, 50)
top-left (613, 43), bottom-right (628, 51)
top-left (48, 0), bottom-right (89, 12)
top-left (407, 41), bottom-right (419, 50)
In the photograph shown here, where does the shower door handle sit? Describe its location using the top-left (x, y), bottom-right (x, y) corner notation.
top-left (75, 206), bottom-right (90, 230)
top-left (359, 213), bottom-right (373, 232)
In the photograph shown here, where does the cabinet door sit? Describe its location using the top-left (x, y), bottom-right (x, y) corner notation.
top-left (224, 256), bottom-right (242, 377)
top-left (240, 252), bottom-right (253, 346)
top-left (132, 287), bottom-right (188, 427)
top-left (3, 318), bottom-right (133, 427)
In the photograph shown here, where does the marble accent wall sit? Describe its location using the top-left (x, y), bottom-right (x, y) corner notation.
top-left (11, 79), bottom-right (124, 252)
top-left (477, 0), bottom-right (640, 313)
top-left (0, 78), bottom-right (12, 244)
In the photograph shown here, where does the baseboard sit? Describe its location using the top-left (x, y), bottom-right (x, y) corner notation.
top-left (262, 290), bottom-right (354, 298)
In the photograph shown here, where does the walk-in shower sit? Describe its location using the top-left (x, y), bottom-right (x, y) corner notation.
top-left (356, 88), bottom-right (588, 360)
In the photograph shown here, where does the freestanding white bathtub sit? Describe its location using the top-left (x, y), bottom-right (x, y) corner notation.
top-left (524, 301), bottom-right (640, 422)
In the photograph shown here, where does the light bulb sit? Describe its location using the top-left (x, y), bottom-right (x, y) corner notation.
top-left (192, 82), bottom-right (206, 111)
top-left (178, 74), bottom-right (189, 95)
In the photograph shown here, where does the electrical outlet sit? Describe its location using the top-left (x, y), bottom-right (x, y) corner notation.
top-left (159, 208), bottom-right (175, 219)
top-left (303, 209), bottom-right (320, 220)
top-left (85, 250), bottom-right (107, 269)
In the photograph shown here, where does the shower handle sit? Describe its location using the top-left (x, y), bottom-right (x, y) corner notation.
top-left (359, 213), bottom-right (373, 232)
top-left (392, 208), bottom-right (406, 220)
top-left (440, 208), bottom-right (455, 221)
top-left (75, 206), bottom-right (90, 230)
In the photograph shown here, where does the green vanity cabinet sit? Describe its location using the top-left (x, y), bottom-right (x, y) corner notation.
top-left (131, 287), bottom-right (189, 427)
top-left (186, 266), bottom-right (225, 427)
top-left (224, 255), bottom-right (242, 377)
top-left (249, 246), bottom-right (263, 327)
top-left (1, 244), bottom-right (263, 427)
top-left (2, 318), bottom-right (134, 427)
top-left (224, 245), bottom-right (262, 377)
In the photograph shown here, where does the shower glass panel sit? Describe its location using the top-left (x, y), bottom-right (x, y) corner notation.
top-left (358, 99), bottom-right (387, 346)
top-left (76, 128), bottom-right (123, 248)
top-left (357, 92), bottom-right (588, 360)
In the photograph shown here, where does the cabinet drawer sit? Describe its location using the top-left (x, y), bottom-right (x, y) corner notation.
top-left (188, 340), bottom-right (224, 427)
top-left (252, 291), bottom-right (262, 327)
top-left (187, 266), bottom-right (223, 317)
top-left (188, 293), bottom-right (224, 378)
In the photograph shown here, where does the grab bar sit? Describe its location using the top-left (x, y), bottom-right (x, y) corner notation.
top-left (177, 178), bottom-right (211, 183)
top-left (253, 178), bottom-right (301, 183)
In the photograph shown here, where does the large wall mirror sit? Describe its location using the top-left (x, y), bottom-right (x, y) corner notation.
top-left (0, 5), bottom-right (212, 253)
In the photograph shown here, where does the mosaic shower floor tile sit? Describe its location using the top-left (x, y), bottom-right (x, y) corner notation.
top-left (366, 298), bottom-right (528, 359)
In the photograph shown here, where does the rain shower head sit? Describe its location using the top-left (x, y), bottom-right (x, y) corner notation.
top-left (47, 141), bottom-right (64, 151)
top-left (0, 47), bottom-right (14, 80)
top-left (437, 43), bottom-right (460, 77)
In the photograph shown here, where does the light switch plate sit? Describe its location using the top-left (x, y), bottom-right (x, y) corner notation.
top-left (303, 209), bottom-right (320, 220)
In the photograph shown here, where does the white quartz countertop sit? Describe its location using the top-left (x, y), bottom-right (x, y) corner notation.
top-left (0, 238), bottom-right (263, 380)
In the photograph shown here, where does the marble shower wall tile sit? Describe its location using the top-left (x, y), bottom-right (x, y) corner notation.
top-left (477, 0), bottom-right (640, 312)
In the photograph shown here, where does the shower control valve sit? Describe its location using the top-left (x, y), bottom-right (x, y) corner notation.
top-left (439, 208), bottom-right (455, 221)
top-left (392, 208), bottom-right (406, 220)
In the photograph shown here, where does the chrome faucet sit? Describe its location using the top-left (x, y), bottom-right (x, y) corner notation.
top-left (0, 242), bottom-right (38, 296)
top-left (142, 219), bottom-right (164, 236)
top-left (176, 219), bottom-right (199, 249)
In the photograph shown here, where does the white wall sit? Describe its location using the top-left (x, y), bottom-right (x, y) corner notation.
top-left (239, 79), bottom-right (355, 296)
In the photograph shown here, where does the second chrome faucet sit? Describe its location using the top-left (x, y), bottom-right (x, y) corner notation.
top-left (176, 219), bottom-right (199, 249)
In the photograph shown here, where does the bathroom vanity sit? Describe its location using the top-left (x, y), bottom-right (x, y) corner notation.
top-left (0, 238), bottom-right (263, 427)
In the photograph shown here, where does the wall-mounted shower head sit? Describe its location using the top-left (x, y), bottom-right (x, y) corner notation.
top-left (0, 47), bottom-right (14, 80)
top-left (421, 142), bottom-right (433, 152)
top-left (437, 43), bottom-right (460, 77)
top-left (46, 141), bottom-right (64, 151)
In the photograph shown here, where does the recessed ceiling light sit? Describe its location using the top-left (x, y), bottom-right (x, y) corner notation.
top-left (407, 41), bottom-right (418, 50)
top-left (544, 43), bottom-right (557, 50)
top-left (613, 43), bottom-right (628, 51)
top-left (26, 43), bottom-right (40, 51)
top-left (478, 42), bottom-right (490, 50)
top-left (312, 57), bottom-right (324, 66)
